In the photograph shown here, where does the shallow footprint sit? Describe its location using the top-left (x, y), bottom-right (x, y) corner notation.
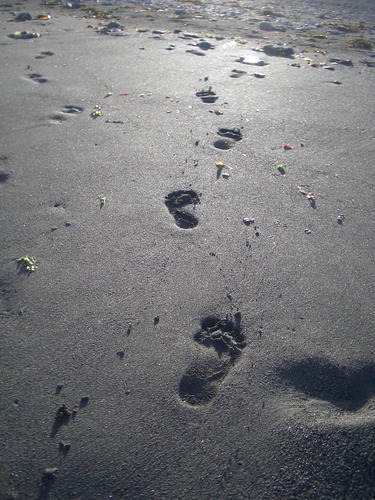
top-left (27, 73), bottom-right (48, 84)
top-left (179, 313), bottom-right (246, 405)
top-left (277, 357), bottom-right (375, 411)
top-left (165, 190), bottom-right (200, 229)
top-left (61, 105), bottom-right (84, 114)
top-left (35, 51), bottom-right (54, 59)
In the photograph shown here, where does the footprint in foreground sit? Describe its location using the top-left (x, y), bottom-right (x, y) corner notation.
top-left (213, 127), bottom-right (243, 150)
top-left (179, 313), bottom-right (246, 405)
top-left (165, 190), bottom-right (200, 229)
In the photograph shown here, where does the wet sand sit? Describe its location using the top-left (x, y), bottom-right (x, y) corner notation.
top-left (1, 0), bottom-right (375, 498)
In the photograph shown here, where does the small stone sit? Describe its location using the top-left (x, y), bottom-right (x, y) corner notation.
top-left (332, 80), bottom-right (342, 85)
top-left (304, 229), bottom-right (311, 234)
top-left (222, 172), bottom-right (230, 179)
top-left (154, 316), bottom-right (160, 325)
top-left (64, 222), bottom-right (72, 227)
top-left (323, 65), bottom-right (335, 71)
top-left (253, 72), bottom-right (266, 78)
top-left (259, 21), bottom-right (274, 31)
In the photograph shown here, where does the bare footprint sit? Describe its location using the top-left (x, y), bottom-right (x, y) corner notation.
top-left (27, 73), bottom-right (48, 84)
top-left (35, 51), bottom-right (54, 59)
top-left (179, 313), bottom-right (246, 405)
top-left (165, 190), bottom-right (200, 229)
top-left (49, 105), bottom-right (84, 123)
top-left (213, 127), bottom-right (243, 150)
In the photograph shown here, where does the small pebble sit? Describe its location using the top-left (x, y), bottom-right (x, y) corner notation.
top-left (304, 229), bottom-right (311, 234)
top-left (253, 72), bottom-right (266, 78)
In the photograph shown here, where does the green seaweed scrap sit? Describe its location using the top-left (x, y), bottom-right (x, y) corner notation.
top-left (16, 256), bottom-right (38, 272)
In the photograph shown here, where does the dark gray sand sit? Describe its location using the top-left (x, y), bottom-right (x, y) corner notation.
top-left (1, 0), bottom-right (375, 498)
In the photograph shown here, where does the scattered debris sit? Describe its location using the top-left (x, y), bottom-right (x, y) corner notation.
top-left (307, 192), bottom-right (316, 208)
top-left (297, 186), bottom-right (308, 195)
top-left (337, 211), bottom-right (345, 224)
top-left (43, 468), bottom-right (58, 478)
top-left (332, 80), bottom-right (342, 85)
top-left (222, 172), bottom-right (230, 179)
top-left (282, 143), bottom-right (293, 150)
top-left (16, 256), bottom-right (38, 272)
top-left (98, 194), bottom-right (107, 208)
top-left (216, 160), bottom-right (232, 170)
top-left (277, 164), bottom-right (286, 174)
top-left (91, 105), bottom-right (102, 117)
top-left (8, 31), bottom-right (40, 39)
top-left (243, 217), bottom-right (255, 225)
top-left (304, 228), bottom-right (311, 234)
top-left (104, 92), bottom-right (113, 98)
top-left (236, 55), bottom-right (266, 66)
top-left (37, 14), bottom-right (51, 21)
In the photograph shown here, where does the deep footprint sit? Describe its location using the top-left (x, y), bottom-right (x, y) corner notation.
top-left (277, 357), bottom-right (375, 411)
top-left (179, 313), bottom-right (246, 405)
top-left (165, 190), bottom-right (200, 229)
top-left (217, 128), bottom-right (243, 141)
top-left (195, 87), bottom-right (218, 104)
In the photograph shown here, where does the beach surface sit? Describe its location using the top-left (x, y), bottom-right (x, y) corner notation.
top-left (1, 0), bottom-right (375, 498)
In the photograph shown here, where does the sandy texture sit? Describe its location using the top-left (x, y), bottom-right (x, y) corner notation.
top-left (1, 0), bottom-right (375, 498)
